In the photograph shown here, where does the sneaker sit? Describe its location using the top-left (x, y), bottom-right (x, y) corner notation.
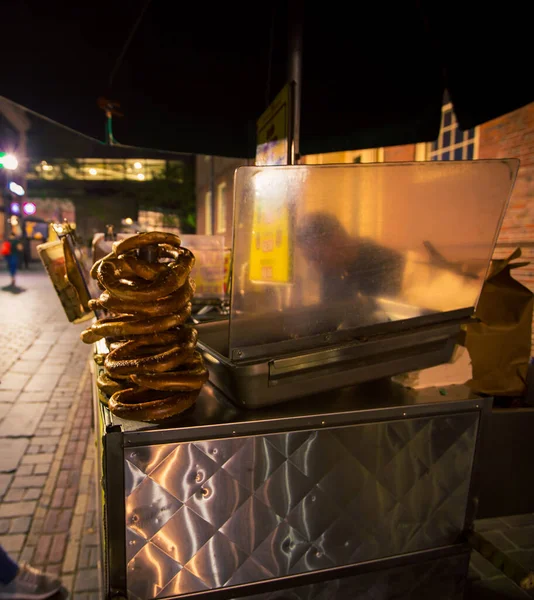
top-left (0, 563), bottom-right (62, 600)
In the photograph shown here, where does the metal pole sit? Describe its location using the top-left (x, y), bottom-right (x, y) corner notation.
top-left (288, 2), bottom-right (303, 165)
top-left (210, 156), bottom-right (216, 235)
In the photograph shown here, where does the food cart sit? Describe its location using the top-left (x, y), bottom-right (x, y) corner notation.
top-left (83, 159), bottom-right (518, 599)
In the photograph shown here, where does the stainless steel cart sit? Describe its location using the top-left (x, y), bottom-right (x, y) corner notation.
top-left (89, 160), bottom-right (517, 599)
top-left (92, 370), bottom-right (489, 600)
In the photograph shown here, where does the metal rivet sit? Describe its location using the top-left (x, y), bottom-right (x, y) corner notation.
top-left (201, 487), bottom-right (210, 497)
top-left (311, 496), bottom-right (316, 502)
top-left (315, 551), bottom-right (322, 558)
top-left (403, 412), bottom-right (407, 416)
top-left (321, 421), bottom-right (325, 425)
top-left (212, 448), bottom-right (218, 455)
top-left (195, 472), bottom-right (203, 482)
top-left (237, 351), bottom-right (243, 357)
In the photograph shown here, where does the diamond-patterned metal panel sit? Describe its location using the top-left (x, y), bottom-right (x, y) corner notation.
top-left (231, 552), bottom-right (469, 600)
top-left (125, 412), bottom-right (478, 599)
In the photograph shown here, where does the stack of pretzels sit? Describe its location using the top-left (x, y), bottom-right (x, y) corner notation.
top-left (81, 232), bottom-right (208, 422)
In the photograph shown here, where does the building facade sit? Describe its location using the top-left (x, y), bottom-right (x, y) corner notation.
top-left (195, 156), bottom-right (252, 247)
top-left (0, 98), bottom-right (30, 241)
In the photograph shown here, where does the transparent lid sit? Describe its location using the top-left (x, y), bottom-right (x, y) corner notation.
top-left (229, 160), bottom-right (518, 359)
top-left (181, 234), bottom-right (225, 301)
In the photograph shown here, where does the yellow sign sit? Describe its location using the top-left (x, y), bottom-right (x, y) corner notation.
top-left (251, 85), bottom-right (292, 283)
top-left (256, 84), bottom-right (290, 166)
top-left (250, 200), bottom-right (292, 283)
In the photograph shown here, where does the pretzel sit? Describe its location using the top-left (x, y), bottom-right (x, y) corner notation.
top-left (104, 328), bottom-right (198, 377)
top-left (131, 351), bottom-right (208, 391)
top-left (88, 278), bottom-right (195, 317)
top-left (81, 303), bottom-right (191, 343)
top-left (81, 232), bottom-right (207, 422)
top-left (96, 256), bottom-right (193, 302)
top-left (112, 231), bottom-right (181, 256)
top-left (108, 388), bottom-right (196, 422)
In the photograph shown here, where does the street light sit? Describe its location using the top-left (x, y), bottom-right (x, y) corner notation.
top-left (23, 202), bottom-right (36, 216)
top-left (0, 153), bottom-right (18, 170)
top-left (8, 181), bottom-right (25, 196)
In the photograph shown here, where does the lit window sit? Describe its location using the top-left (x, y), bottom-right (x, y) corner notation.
top-left (205, 191), bottom-right (213, 235)
top-left (216, 182), bottom-right (227, 233)
top-left (429, 103), bottom-right (478, 161)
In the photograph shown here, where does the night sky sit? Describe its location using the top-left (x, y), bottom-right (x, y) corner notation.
top-left (2, 1), bottom-right (533, 158)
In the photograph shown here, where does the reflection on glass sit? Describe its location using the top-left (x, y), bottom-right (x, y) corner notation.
top-left (295, 212), bottom-right (405, 330)
top-left (181, 235), bottom-right (225, 300)
top-left (230, 161), bottom-right (518, 356)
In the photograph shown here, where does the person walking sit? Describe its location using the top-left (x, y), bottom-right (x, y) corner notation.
top-left (1, 233), bottom-right (21, 287)
top-left (0, 545), bottom-right (61, 599)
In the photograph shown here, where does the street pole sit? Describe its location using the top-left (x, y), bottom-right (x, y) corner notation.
top-left (288, 1), bottom-right (303, 165)
top-left (210, 156), bottom-right (216, 235)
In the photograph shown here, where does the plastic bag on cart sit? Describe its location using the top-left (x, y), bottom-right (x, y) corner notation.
top-left (464, 248), bottom-right (533, 397)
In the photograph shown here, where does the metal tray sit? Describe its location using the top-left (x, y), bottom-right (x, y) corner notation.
top-left (197, 309), bottom-right (470, 409)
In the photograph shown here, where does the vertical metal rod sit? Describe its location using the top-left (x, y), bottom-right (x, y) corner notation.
top-left (210, 155), bottom-right (216, 234)
top-left (288, 2), bottom-right (303, 165)
top-left (103, 429), bottom-right (127, 597)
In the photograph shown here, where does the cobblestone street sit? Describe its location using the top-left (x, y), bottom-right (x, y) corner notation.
top-left (0, 265), bottom-right (99, 599)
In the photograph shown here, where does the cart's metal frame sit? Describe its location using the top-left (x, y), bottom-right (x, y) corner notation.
top-left (93, 373), bottom-right (491, 600)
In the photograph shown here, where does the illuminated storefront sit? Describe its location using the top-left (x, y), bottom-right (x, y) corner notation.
top-left (26, 158), bottom-right (183, 182)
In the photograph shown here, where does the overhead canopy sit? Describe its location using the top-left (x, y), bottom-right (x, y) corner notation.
top-left (2, 0), bottom-right (532, 158)
top-left (0, 97), bottom-right (191, 162)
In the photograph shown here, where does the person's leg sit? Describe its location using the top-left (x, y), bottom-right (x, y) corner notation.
top-left (7, 257), bottom-right (17, 285)
top-left (0, 545), bottom-right (61, 599)
top-left (0, 546), bottom-right (19, 585)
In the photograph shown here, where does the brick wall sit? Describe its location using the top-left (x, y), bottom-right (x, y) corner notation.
top-left (480, 103), bottom-right (534, 351)
top-left (383, 145), bottom-right (415, 162)
top-left (480, 103), bottom-right (534, 248)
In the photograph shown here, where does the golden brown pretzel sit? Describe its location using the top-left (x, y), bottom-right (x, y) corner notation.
top-left (108, 387), bottom-right (197, 422)
top-left (131, 352), bottom-right (208, 391)
top-left (83, 232), bottom-right (207, 422)
top-left (97, 372), bottom-right (128, 396)
top-left (97, 257), bottom-right (193, 302)
top-left (89, 278), bottom-right (195, 317)
top-left (121, 255), bottom-right (168, 280)
top-left (112, 231), bottom-right (181, 256)
top-left (90, 251), bottom-right (115, 280)
top-left (81, 303), bottom-right (191, 343)
top-left (104, 327), bottom-right (198, 377)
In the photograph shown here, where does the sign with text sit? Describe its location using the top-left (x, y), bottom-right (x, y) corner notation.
top-left (252, 85), bottom-right (293, 283)
top-left (255, 84), bottom-right (291, 166)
